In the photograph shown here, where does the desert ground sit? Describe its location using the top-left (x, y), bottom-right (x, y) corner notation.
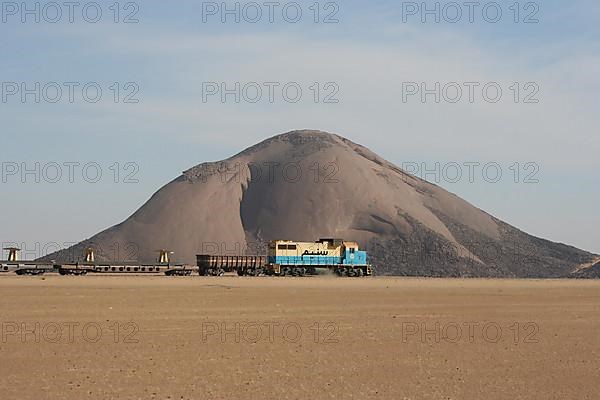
top-left (0, 276), bottom-right (599, 400)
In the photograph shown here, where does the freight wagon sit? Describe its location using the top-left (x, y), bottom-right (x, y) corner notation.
top-left (197, 255), bottom-right (267, 276)
top-left (0, 247), bottom-right (54, 275)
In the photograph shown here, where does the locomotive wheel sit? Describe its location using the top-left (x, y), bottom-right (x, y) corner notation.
top-left (356, 268), bottom-right (364, 277)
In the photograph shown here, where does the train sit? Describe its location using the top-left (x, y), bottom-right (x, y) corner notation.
top-left (1, 239), bottom-right (374, 277)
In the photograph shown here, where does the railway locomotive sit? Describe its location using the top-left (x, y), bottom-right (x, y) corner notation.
top-left (2, 239), bottom-right (374, 277)
top-left (267, 238), bottom-right (373, 277)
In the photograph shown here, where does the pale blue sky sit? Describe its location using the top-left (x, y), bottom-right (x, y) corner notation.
top-left (1, 0), bottom-right (599, 256)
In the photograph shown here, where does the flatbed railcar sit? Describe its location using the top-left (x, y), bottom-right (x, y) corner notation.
top-left (0, 262), bottom-right (55, 275)
top-left (56, 263), bottom-right (196, 276)
top-left (56, 249), bottom-right (198, 276)
top-left (1, 248), bottom-right (55, 275)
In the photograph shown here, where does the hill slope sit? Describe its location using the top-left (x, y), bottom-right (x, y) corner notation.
top-left (45, 130), bottom-right (596, 277)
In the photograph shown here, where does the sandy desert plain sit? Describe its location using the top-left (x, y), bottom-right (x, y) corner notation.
top-left (0, 275), bottom-right (599, 400)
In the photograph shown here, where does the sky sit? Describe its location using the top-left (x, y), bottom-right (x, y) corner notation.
top-left (1, 0), bottom-right (599, 258)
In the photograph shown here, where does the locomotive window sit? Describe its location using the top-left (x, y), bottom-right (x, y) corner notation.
top-left (277, 244), bottom-right (297, 250)
top-left (350, 248), bottom-right (355, 254)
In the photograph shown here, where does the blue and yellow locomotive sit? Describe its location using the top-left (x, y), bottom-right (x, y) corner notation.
top-left (267, 238), bottom-right (373, 277)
